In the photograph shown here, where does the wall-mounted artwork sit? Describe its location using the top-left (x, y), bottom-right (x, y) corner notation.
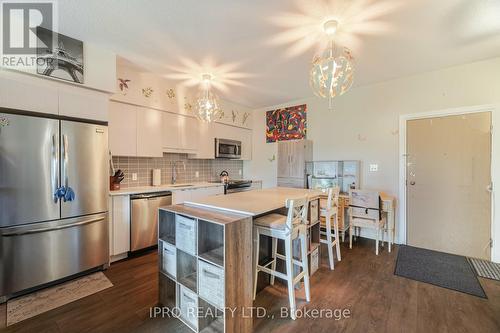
top-left (36, 27), bottom-right (84, 84)
top-left (266, 104), bottom-right (307, 143)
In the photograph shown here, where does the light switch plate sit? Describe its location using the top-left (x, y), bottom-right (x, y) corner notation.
top-left (195, 171), bottom-right (199, 178)
top-left (132, 173), bottom-right (137, 181)
top-left (238, 169), bottom-right (242, 176)
top-left (369, 164), bottom-right (378, 172)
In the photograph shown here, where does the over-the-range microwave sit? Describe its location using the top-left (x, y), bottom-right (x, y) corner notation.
top-left (215, 138), bottom-right (241, 159)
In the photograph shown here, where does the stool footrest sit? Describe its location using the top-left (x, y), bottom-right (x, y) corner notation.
top-left (274, 253), bottom-right (305, 268)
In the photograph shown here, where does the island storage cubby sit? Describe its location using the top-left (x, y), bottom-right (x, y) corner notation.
top-left (159, 273), bottom-right (176, 308)
top-left (178, 284), bottom-right (199, 330)
top-left (159, 210), bottom-right (176, 245)
top-left (161, 240), bottom-right (177, 279)
top-left (176, 215), bottom-right (197, 255)
top-left (177, 249), bottom-right (198, 293)
top-left (198, 298), bottom-right (225, 333)
top-left (198, 219), bottom-right (224, 267)
top-left (158, 205), bottom-right (253, 333)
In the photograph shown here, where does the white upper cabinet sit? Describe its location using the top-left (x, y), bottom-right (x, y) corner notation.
top-left (0, 76), bottom-right (58, 115)
top-left (109, 101), bottom-right (137, 156)
top-left (109, 101), bottom-right (252, 160)
top-left (163, 112), bottom-right (198, 153)
top-left (190, 121), bottom-right (215, 159)
top-left (211, 123), bottom-right (252, 160)
top-left (137, 107), bottom-right (163, 157)
top-left (240, 128), bottom-right (252, 161)
top-left (163, 112), bottom-right (181, 150)
top-left (59, 86), bottom-right (109, 121)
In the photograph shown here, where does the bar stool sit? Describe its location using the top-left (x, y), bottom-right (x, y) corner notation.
top-left (253, 197), bottom-right (310, 320)
top-left (319, 187), bottom-right (341, 270)
top-left (348, 189), bottom-right (386, 255)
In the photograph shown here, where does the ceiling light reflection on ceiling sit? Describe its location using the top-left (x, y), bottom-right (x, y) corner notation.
top-left (166, 57), bottom-right (254, 94)
top-left (269, 0), bottom-right (401, 57)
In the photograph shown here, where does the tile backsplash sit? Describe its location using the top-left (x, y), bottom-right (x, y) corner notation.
top-left (111, 153), bottom-right (243, 188)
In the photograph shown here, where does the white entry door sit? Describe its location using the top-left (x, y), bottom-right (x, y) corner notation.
top-left (406, 112), bottom-right (492, 259)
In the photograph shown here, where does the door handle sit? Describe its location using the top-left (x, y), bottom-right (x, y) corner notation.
top-left (61, 134), bottom-right (75, 202)
top-left (1, 216), bottom-right (105, 236)
top-left (63, 134), bottom-right (68, 189)
top-left (410, 181), bottom-right (416, 186)
top-left (486, 183), bottom-right (493, 193)
top-left (52, 134), bottom-right (59, 203)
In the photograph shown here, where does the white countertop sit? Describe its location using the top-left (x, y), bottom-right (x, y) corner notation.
top-left (184, 187), bottom-right (324, 216)
top-left (109, 182), bottom-right (224, 196)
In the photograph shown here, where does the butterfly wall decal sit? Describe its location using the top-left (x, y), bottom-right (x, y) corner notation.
top-left (118, 78), bottom-right (130, 92)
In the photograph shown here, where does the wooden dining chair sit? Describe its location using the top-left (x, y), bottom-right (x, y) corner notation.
top-left (348, 189), bottom-right (386, 255)
top-left (253, 196), bottom-right (310, 320)
top-left (319, 187), bottom-right (341, 270)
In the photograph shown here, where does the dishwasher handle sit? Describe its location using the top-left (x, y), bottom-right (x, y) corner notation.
top-left (130, 191), bottom-right (172, 200)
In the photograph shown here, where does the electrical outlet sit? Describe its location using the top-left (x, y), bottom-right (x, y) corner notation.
top-left (132, 173), bottom-right (137, 181)
top-left (195, 171), bottom-right (199, 178)
top-left (369, 164), bottom-right (379, 172)
top-left (238, 169), bottom-right (242, 176)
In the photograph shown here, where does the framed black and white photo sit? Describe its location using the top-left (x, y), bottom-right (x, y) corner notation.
top-left (36, 27), bottom-right (84, 84)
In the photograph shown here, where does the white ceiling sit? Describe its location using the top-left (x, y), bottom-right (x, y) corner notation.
top-left (57, 0), bottom-right (500, 108)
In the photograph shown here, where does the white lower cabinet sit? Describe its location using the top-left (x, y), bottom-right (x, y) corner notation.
top-left (108, 195), bottom-right (130, 260)
top-left (198, 260), bottom-right (225, 309)
top-left (178, 285), bottom-right (199, 330)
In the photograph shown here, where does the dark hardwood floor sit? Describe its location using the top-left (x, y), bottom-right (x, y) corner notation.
top-left (3, 239), bottom-right (500, 333)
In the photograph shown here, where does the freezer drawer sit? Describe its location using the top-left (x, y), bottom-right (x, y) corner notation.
top-left (0, 213), bottom-right (109, 300)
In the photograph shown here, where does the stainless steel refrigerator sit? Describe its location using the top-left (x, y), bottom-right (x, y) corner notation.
top-left (0, 110), bottom-right (109, 302)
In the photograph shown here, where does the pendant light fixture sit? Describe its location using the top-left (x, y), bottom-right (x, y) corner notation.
top-left (310, 19), bottom-right (354, 109)
top-left (194, 73), bottom-right (222, 122)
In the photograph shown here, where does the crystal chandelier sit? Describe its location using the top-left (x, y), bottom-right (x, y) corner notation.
top-left (194, 74), bottom-right (222, 122)
top-left (310, 20), bottom-right (354, 109)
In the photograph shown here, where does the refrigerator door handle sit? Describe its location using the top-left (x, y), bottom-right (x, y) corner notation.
top-left (61, 134), bottom-right (75, 202)
top-left (1, 216), bottom-right (105, 237)
top-left (52, 134), bottom-right (59, 203)
top-left (62, 134), bottom-right (69, 189)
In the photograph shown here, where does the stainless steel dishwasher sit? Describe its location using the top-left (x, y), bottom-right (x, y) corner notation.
top-left (130, 191), bottom-right (172, 251)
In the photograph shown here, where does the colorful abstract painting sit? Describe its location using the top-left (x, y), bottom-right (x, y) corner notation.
top-left (266, 104), bottom-right (307, 143)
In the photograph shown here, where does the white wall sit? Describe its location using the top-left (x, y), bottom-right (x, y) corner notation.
top-left (245, 57), bottom-right (500, 260)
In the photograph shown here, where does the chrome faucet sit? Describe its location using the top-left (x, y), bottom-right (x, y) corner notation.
top-left (171, 160), bottom-right (186, 184)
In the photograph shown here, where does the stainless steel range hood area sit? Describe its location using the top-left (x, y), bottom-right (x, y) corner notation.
top-left (0, 109), bottom-right (110, 302)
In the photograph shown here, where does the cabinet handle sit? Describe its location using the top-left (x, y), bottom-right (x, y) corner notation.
top-left (183, 293), bottom-right (196, 303)
top-left (203, 269), bottom-right (221, 280)
top-left (164, 248), bottom-right (174, 255)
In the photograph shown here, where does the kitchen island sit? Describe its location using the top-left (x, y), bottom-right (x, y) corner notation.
top-left (184, 187), bottom-right (324, 216)
top-left (158, 188), bottom-right (324, 333)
